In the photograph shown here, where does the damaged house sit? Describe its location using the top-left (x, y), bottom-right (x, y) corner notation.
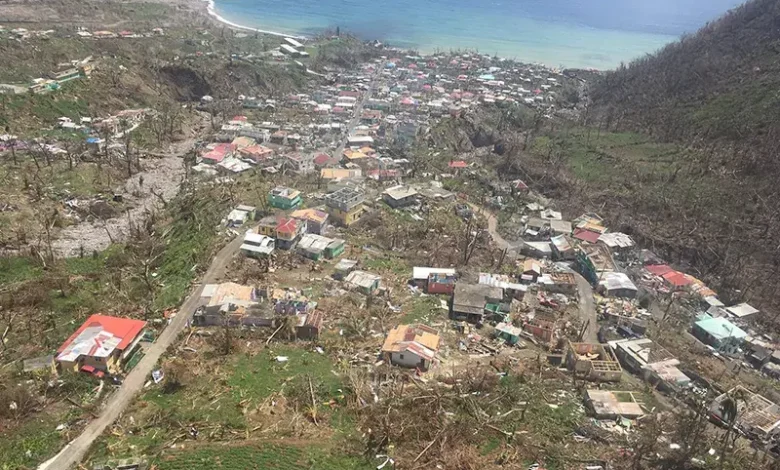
top-left (382, 324), bottom-right (441, 370)
top-left (451, 283), bottom-right (503, 324)
top-left (193, 283), bottom-right (323, 339)
top-left (585, 390), bottom-right (645, 420)
top-left (710, 386), bottom-right (780, 441)
top-left (610, 338), bottom-right (690, 390)
top-left (412, 267), bottom-right (457, 294)
top-left (565, 341), bottom-right (622, 382)
top-left (345, 270), bottom-right (382, 295)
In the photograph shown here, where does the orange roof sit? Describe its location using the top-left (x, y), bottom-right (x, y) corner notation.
top-left (343, 149), bottom-right (368, 160)
top-left (291, 208), bottom-right (328, 224)
top-left (382, 324), bottom-right (440, 354)
top-left (663, 271), bottom-right (692, 287)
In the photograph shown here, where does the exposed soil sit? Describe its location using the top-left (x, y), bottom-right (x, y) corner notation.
top-left (52, 113), bottom-right (209, 257)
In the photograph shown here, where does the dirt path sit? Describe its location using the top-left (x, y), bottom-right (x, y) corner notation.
top-left (468, 203), bottom-right (513, 250)
top-left (38, 233), bottom-right (244, 470)
top-left (573, 272), bottom-right (598, 342)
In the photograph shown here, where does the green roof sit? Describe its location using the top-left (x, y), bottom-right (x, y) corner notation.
top-left (695, 316), bottom-right (747, 342)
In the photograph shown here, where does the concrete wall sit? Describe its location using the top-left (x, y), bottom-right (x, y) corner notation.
top-left (389, 351), bottom-right (428, 370)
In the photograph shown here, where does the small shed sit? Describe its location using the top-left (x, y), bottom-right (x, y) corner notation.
top-left (495, 323), bottom-right (523, 345)
top-left (345, 270), bottom-right (381, 295)
top-left (333, 259), bottom-right (358, 280)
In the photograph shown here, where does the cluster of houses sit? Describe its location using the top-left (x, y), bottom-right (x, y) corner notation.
top-left (1, 56), bottom-right (95, 95)
top-left (190, 47), bottom-right (574, 190)
top-left (0, 25), bottom-right (164, 42)
top-left (75, 27), bottom-right (165, 39)
top-left (509, 201), bottom-right (780, 442)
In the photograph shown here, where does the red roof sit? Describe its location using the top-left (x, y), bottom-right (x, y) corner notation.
top-left (276, 217), bottom-right (299, 234)
top-left (58, 314), bottom-right (147, 354)
top-left (662, 271), bottom-right (693, 287)
top-left (313, 153), bottom-right (331, 166)
top-left (202, 143), bottom-right (235, 163)
top-left (448, 161), bottom-right (468, 169)
top-left (645, 264), bottom-right (673, 276)
top-left (231, 115), bottom-right (248, 121)
top-left (573, 228), bottom-right (601, 244)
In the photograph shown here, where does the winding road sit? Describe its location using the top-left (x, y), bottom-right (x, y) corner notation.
top-left (39, 235), bottom-right (245, 470)
top-left (469, 203), bottom-right (599, 342)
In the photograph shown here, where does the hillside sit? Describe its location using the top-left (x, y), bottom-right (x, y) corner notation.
top-left (557, 0), bottom-right (780, 319)
top-left (590, 0), bottom-right (780, 172)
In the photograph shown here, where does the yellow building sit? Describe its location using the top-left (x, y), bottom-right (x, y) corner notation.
top-left (325, 187), bottom-right (366, 227)
top-left (254, 215), bottom-right (278, 237)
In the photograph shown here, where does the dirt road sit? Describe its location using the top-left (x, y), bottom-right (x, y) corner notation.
top-left (38, 234), bottom-right (244, 470)
top-left (468, 203), bottom-right (513, 250)
top-left (470, 203), bottom-right (599, 342)
top-left (573, 272), bottom-right (599, 342)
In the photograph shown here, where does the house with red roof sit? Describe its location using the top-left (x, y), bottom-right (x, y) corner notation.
top-left (573, 228), bottom-right (602, 244)
top-left (313, 153), bottom-right (335, 168)
top-left (448, 160), bottom-right (468, 170)
top-left (56, 314), bottom-right (147, 376)
top-left (275, 217), bottom-right (306, 250)
top-left (662, 270), bottom-right (693, 290)
top-left (202, 143), bottom-right (235, 164)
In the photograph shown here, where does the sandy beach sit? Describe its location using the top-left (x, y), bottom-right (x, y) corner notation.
top-left (205, 0), bottom-right (306, 39)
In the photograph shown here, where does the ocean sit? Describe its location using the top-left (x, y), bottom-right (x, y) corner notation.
top-left (211, 0), bottom-right (743, 69)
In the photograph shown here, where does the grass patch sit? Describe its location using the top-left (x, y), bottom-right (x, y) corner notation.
top-left (401, 295), bottom-right (442, 324)
top-left (361, 256), bottom-right (408, 275)
top-left (229, 347), bottom-right (341, 405)
top-left (151, 186), bottom-right (228, 310)
top-left (0, 414), bottom-right (68, 470)
top-left (156, 443), bottom-right (371, 470)
top-left (0, 256), bottom-right (43, 284)
top-left (532, 128), bottom-right (684, 184)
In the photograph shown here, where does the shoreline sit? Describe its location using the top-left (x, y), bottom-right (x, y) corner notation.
top-left (202, 0), bottom-right (554, 68)
top-left (205, 0), bottom-right (307, 40)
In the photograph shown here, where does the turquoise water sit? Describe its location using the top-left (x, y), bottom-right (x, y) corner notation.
top-left (213, 0), bottom-right (743, 69)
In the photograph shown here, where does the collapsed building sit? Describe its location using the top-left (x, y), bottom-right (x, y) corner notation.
top-left (193, 283), bottom-right (323, 339)
top-left (565, 341), bottom-right (622, 382)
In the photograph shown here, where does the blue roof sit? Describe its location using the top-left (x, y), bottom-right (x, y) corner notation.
top-left (86, 137), bottom-right (100, 144)
top-left (695, 317), bottom-right (747, 342)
